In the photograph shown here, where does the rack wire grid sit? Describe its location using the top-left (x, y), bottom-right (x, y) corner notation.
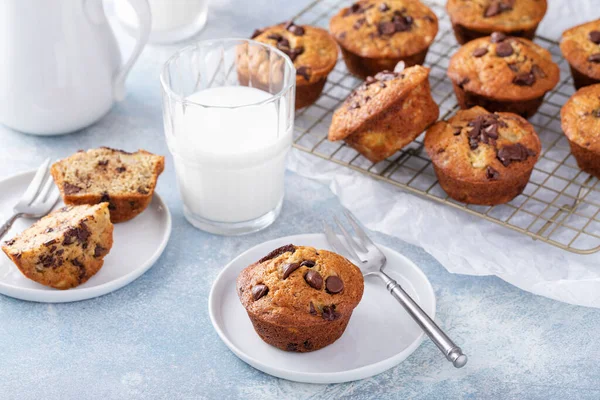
top-left (291, 0), bottom-right (600, 254)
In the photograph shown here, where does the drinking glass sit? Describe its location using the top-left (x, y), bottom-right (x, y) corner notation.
top-left (160, 39), bottom-right (296, 235)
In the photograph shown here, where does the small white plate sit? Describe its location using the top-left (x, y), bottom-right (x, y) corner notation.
top-left (0, 170), bottom-right (171, 303)
top-left (208, 234), bottom-right (436, 384)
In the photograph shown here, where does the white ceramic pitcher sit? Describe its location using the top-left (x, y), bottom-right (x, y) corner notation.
top-left (0, 0), bottom-right (151, 135)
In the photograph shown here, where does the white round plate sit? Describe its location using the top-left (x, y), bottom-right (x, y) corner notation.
top-left (0, 170), bottom-right (171, 303)
top-left (208, 234), bottom-right (436, 384)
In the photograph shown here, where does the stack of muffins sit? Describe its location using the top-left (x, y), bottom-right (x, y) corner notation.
top-left (240, 5), bottom-right (600, 352)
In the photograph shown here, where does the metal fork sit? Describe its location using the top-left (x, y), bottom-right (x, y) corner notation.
top-left (324, 211), bottom-right (468, 368)
top-left (0, 159), bottom-right (61, 240)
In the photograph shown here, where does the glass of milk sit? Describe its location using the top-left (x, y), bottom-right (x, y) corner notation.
top-left (116, 0), bottom-right (209, 44)
top-left (160, 39), bottom-right (296, 235)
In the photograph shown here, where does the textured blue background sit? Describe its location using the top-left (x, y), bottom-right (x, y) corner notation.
top-left (1, 1), bottom-right (599, 399)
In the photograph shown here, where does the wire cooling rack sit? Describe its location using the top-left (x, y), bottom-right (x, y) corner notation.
top-left (290, 0), bottom-right (600, 254)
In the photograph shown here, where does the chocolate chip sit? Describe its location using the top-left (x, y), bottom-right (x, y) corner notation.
top-left (296, 66), bottom-right (311, 81)
top-left (588, 53), bottom-right (600, 63)
top-left (4, 238), bottom-right (15, 246)
top-left (285, 21), bottom-right (305, 36)
top-left (94, 245), bottom-right (108, 258)
top-left (252, 284), bottom-right (269, 300)
top-left (379, 2), bottom-right (389, 12)
top-left (326, 276), bottom-right (344, 294)
top-left (485, 0), bottom-right (513, 17)
top-left (286, 343), bottom-right (299, 352)
top-left (343, 2), bottom-right (372, 16)
top-left (467, 113), bottom-right (504, 149)
top-left (44, 227), bottom-right (54, 233)
top-left (258, 244), bottom-right (296, 263)
top-left (592, 108), bottom-right (600, 118)
top-left (353, 17), bottom-right (366, 30)
top-left (338, 31), bottom-right (347, 40)
top-left (267, 33), bottom-right (283, 41)
top-left (453, 126), bottom-right (462, 136)
top-left (490, 31), bottom-right (507, 43)
top-left (472, 47), bottom-right (488, 57)
top-left (72, 258), bottom-right (83, 268)
top-left (309, 302), bottom-right (317, 315)
top-left (377, 21), bottom-right (396, 35)
top-left (513, 72), bottom-right (536, 86)
top-left (349, 101), bottom-right (360, 110)
top-left (43, 239), bottom-right (57, 247)
top-left (137, 187), bottom-right (149, 195)
top-left (251, 29), bottom-right (263, 39)
top-left (495, 42), bottom-right (513, 57)
top-left (486, 166), bottom-right (500, 180)
top-left (15, 252), bottom-right (22, 259)
top-left (300, 260), bottom-right (315, 268)
top-left (116, 166), bottom-right (126, 173)
top-left (497, 143), bottom-right (535, 167)
top-left (56, 249), bottom-right (64, 256)
top-left (589, 31), bottom-right (600, 44)
top-left (63, 223), bottom-right (90, 246)
top-left (303, 340), bottom-right (313, 350)
top-left (282, 262), bottom-right (301, 279)
top-left (63, 182), bottom-right (82, 195)
top-left (97, 160), bottom-right (109, 166)
top-left (322, 305), bottom-right (341, 321)
top-left (100, 192), bottom-right (110, 203)
top-left (304, 270), bottom-right (323, 290)
top-left (49, 246), bottom-right (57, 253)
top-left (531, 64), bottom-right (546, 78)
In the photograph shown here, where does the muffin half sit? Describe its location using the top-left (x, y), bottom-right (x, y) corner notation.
top-left (560, 19), bottom-right (600, 89)
top-left (329, 65), bottom-right (439, 163)
top-left (236, 244), bottom-right (364, 352)
top-left (446, 0), bottom-right (547, 44)
top-left (561, 84), bottom-right (600, 178)
top-left (250, 22), bottom-right (339, 109)
top-left (447, 33), bottom-right (559, 118)
top-left (425, 106), bottom-right (541, 205)
top-left (329, 0), bottom-right (438, 78)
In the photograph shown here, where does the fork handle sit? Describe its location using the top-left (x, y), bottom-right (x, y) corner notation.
top-left (378, 271), bottom-right (467, 368)
top-left (0, 213), bottom-right (21, 240)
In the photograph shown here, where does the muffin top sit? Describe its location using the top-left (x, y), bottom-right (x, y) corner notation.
top-left (329, 65), bottom-right (431, 141)
top-left (425, 106), bottom-right (541, 183)
top-left (251, 22), bottom-right (339, 85)
top-left (560, 19), bottom-right (600, 81)
top-left (447, 33), bottom-right (560, 101)
top-left (561, 84), bottom-right (600, 152)
top-left (329, 0), bottom-right (438, 58)
top-left (446, 0), bottom-right (547, 33)
top-left (236, 244), bottom-right (364, 326)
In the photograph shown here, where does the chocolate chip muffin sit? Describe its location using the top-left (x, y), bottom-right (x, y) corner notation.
top-left (328, 65), bottom-right (439, 163)
top-left (560, 19), bottom-right (600, 89)
top-left (329, 0), bottom-right (438, 78)
top-left (2, 203), bottom-right (113, 290)
top-left (237, 244), bottom-right (364, 352)
top-left (561, 84), bottom-right (600, 178)
top-left (51, 147), bottom-right (165, 223)
top-left (447, 32), bottom-right (560, 118)
top-left (248, 22), bottom-right (338, 109)
top-left (446, 0), bottom-right (547, 44)
top-left (425, 106), bottom-right (541, 205)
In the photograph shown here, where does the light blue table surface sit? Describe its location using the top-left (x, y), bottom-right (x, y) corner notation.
top-left (2, 1), bottom-right (600, 399)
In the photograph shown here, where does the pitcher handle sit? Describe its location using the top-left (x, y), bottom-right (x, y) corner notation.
top-left (112, 0), bottom-right (151, 101)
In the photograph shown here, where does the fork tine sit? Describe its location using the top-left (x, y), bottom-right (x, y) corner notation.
top-left (333, 216), bottom-right (368, 255)
top-left (323, 222), bottom-right (361, 263)
top-left (344, 210), bottom-right (376, 248)
top-left (18, 158), bottom-right (50, 205)
top-left (34, 174), bottom-right (55, 205)
top-left (45, 186), bottom-right (61, 209)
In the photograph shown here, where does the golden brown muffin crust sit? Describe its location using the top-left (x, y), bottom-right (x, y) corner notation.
top-left (425, 106), bottom-right (540, 183)
top-left (448, 34), bottom-right (559, 101)
top-left (237, 245), bottom-right (364, 327)
top-left (329, 65), bottom-right (432, 141)
top-left (446, 0), bottom-right (547, 32)
top-left (329, 0), bottom-right (438, 59)
top-left (561, 84), bottom-right (600, 153)
top-left (560, 20), bottom-right (600, 81)
top-left (252, 22), bottom-right (339, 86)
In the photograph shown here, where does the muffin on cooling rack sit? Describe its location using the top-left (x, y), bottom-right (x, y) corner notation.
top-left (328, 65), bottom-right (439, 163)
top-left (560, 19), bottom-right (600, 89)
top-left (447, 32), bottom-right (560, 118)
top-left (237, 244), bottom-right (364, 352)
top-left (249, 22), bottom-right (338, 109)
top-left (446, 0), bottom-right (547, 44)
top-left (2, 203), bottom-right (113, 290)
top-left (425, 106), bottom-right (541, 205)
top-left (561, 84), bottom-right (600, 178)
top-left (329, 0), bottom-right (438, 78)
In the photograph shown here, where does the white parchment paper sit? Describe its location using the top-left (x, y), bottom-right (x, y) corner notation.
top-left (289, 1), bottom-right (600, 308)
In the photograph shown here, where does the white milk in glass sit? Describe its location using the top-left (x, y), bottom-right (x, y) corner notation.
top-left (169, 86), bottom-right (292, 223)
